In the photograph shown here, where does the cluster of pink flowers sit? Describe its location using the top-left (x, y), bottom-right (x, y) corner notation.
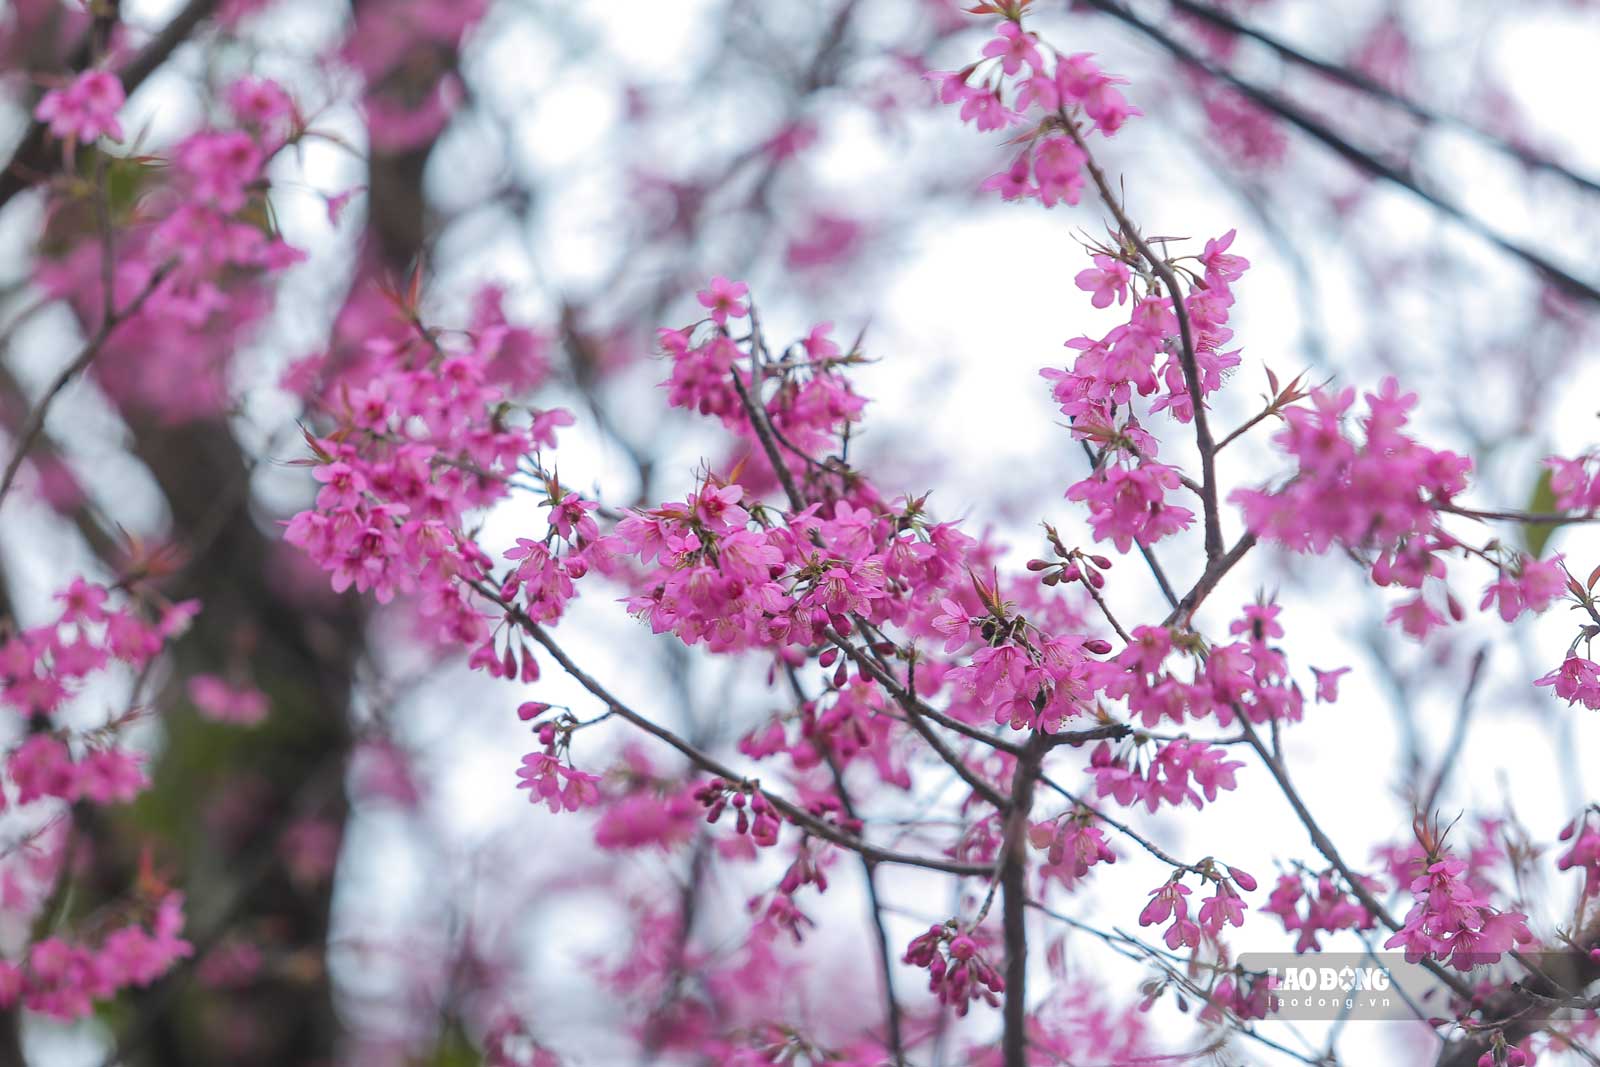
top-left (1088, 737), bottom-right (1243, 813)
top-left (35, 69), bottom-right (124, 143)
top-left (659, 297), bottom-right (866, 485)
top-left (284, 289), bottom-right (566, 653)
top-left (1198, 87), bottom-right (1287, 168)
top-left (1231, 379), bottom-right (1491, 640)
top-left (1261, 870), bottom-right (1378, 952)
top-left (33, 76), bottom-right (309, 425)
top-left (1537, 656), bottom-right (1600, 710)
top-left (1139, 866), bottom-right (1254, 951)
top-left (0, 893), bottom-right (190, 1020)
top-left (593, 787), bottom-right (699, 851)
top-left (903, 923), bottom-right (1005, 1016)
top-left (930, 22), bottom-right (1139, 208)
top-left (186, 674), bottom-right (269, 725)
top-left (0, 573), bottom-right (201, 1026)
top-left (250, 7), bottom-right (1600, 1059)
top-left (1383, 853), bottom-right (1533, 970)
top-left (1477, 1044), bottom-right (1534, 1067)
top-left (516, 752), bottom-right (602, 814)
top-left (1557, 811), bottom-right (1600, 896)
top-left (1548, 453), bottom-right (1600, 513)
top-left (339, 0), bottom-right (488, 151)
top-left (1479, 554), bottom-right (1567, 621)
top-left (1200, 971), bottom-right (1279, 1025)
top-left (0, 579), bottom-right (195, 718)
top-left (1065, 460), bottom-right (1194, 553)
top-left (1233, 378), bottom-right (1472, 556)
top-left (979, 983), bottom-right (1160, 1065)
top-left (1092, 610), bottom-right (1307, 731)
top-left (692, 779), bottom-right (781, 846)
top-left (1138, 879), bottom-right (1199, 949)
top-left (1029, 810), bottom-right (1116, 887)
top-left (1040, 233), bottom-right (1249, 552)
top-left (741, 680), bottom-right (910, 788)
top-left (7, 734), bottom-right (147, 806)
top-left (946, 634), bottom-right (1099, 733)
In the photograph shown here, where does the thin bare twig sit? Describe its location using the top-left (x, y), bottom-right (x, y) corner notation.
top-left (0, 267), bottom-right (169, 508)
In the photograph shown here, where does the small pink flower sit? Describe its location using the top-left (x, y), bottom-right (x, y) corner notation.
top-left (516, 752), bottom-right (601, 813)
top-left (696, 276), bottom-right (749, 326)
top-left (981, 22), bottom-right (1042, 76)
top-left (1310, 666), bottom-right (1350, 703)
top-left (1074, 254), bottom-right (1131, 309)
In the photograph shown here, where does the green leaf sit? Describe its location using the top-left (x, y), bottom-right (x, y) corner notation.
top-left (1523, 467), bottom-right (1560, 558)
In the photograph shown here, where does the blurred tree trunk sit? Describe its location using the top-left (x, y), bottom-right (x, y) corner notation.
top-left (0, 0), bottom-right (450, 1061)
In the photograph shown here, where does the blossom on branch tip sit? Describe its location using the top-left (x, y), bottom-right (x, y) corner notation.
top-left (35, 71), bottom-right (124, 143)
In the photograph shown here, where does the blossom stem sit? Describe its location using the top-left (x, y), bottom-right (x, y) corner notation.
top-left (1062, 115), bottom-right (1225, 561)
top-left (1233, 711), bottom-right (1477, 1001)
top-left (479, 581), bottom-right (991, 876)
top-left (0, 263), bottom-right (171, 509)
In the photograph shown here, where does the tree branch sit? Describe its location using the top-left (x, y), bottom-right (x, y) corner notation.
top-left (1061, 115), bottom-right (1224, 560)
top-left (475, 582), bottom-right (990, 877)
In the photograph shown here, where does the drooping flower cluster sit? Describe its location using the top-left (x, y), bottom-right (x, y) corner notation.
top-left (284, 291), bottom-right (568, 651)
top-left (1091, 607), bottom-right (1308, 731)
top-left (930, 25), bottom-right (1140, 206)
top-left (903, 923), bottom-right (1006, 1016)
top-left (1383, 852), bottom-right (1533, 970)
top-left (1262, 870), bottom-right (1378, 953)
top-left (1041, 231), bottom-right (1250, 553)
top-left (0, 578), bottom-right (194, 719)
top-left (35, 69), bottom-right (124, 144)
top-left (1029, 808), bottom-right (1116, 888)
top-left (1232, 378), bottom-right (1472, 555)
top-left (1139, 865), bottom-right (1255, 952)
top-left (1088, 737), bottom-right (1243, 814)
top-left (0, 893), bottom-right (192, 1020)
top-left (1536, 656), bottom-right (1600, 710)
top-left (1479, 554), bottom-right (1567, 622)
top-left (1548, 453), bottom-right (1600, 513)
top-left (1557, 810), bottom-right (1600, 898)
top-left (8, 733), bottom-right (147, 805)
top-left (516, 752), bottom-right (602, 814)
top-left (32, 76), bottom-right (311, 426)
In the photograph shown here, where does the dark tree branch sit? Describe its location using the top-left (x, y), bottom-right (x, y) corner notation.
top-left (1165, 0), bottom-right (1600, 198)
top-left (1082, 0), bottom-right (1600, 304)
